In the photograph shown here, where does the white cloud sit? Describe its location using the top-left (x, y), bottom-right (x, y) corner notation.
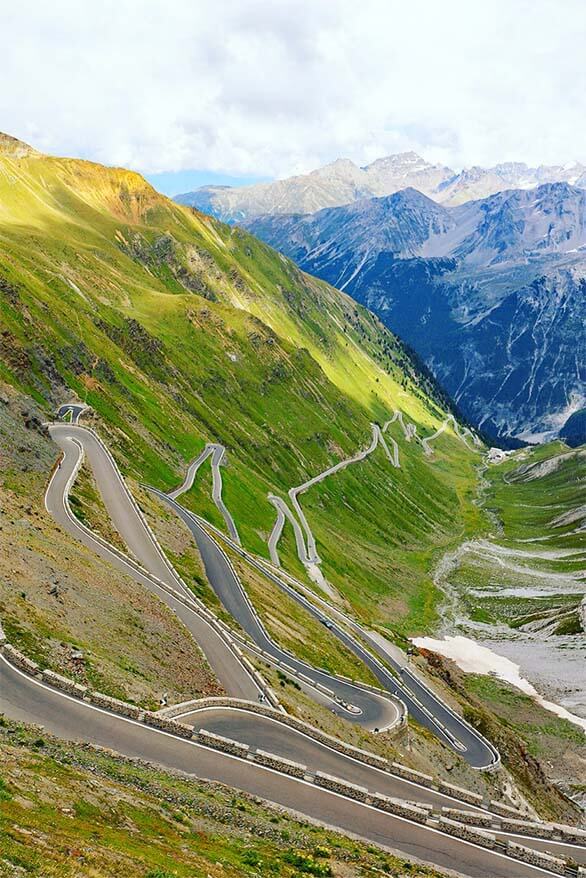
top-left (1, 0), bottom-right (585, 177)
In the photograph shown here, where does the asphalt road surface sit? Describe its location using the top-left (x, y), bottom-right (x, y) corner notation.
top-left (164, 494), bottom-right (499, 770)
top-left (2, 422), bottom-right (584, 877)
top-left (46, 425), bottom-right (259, 700)
top-left (151, 488), bottom-right (402, 733)
top-left (3, 656), bottom-right (582, 878)
top-left (169, 442), bottom-right (240, 543)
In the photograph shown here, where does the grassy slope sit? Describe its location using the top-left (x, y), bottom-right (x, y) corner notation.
top-left (417, 651), bottom-right (583, 822)
top-left (487, 443), bottom-right (585, 547)
top-left (298, 429), bottom-right (483, 630)
top-left (0, 392), bottom-right (223, 709)
top-left (0, 143), bottom-right (483, 632)
top-left (463, 674), bottom-right (585, 804)
top-left (0, 717), bottom-right (448, 878)
top-left (448, 443), bottom-right (585, 630)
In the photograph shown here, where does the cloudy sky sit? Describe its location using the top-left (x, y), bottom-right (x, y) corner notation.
top-left (2, 0), bottom-right (585, 192)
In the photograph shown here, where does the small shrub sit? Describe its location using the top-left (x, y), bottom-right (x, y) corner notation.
top-left (282, 851), bottom-right (332, 875)
top-left (242, 850), bottom-right (262, 867)
top-left (313, 846), bottom-right (331, 859)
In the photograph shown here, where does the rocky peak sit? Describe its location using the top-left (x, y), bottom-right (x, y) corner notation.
top-left (312, 157), bottom-right (362, 181)
top-left (366, 151), bottom-right (433, 174)
top-left (492, 162), bottom-right (531, 182)
top-left (535, 161), bottom-right (586, 184)
top-left (368, 151), bottom-right (422, 164)
top-left (0, 132), bottom-right (38, 158)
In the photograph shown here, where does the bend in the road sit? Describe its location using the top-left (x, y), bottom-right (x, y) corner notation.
top-left (1, 657), bottom-right (579, 878)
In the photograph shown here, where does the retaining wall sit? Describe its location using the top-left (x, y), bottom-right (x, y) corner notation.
top-left (2, 644), bottom-right (40, 676)
top-left (314, 771), bottom-right (370, 803)
top-left (498, 817), bottom-right (556, 839)
top-left (489, 799), bottom-right (525, 818)
top-left (371, 793), bottom-right (429, 824)
top-left (438, 817), bottom-right (497, 849)
top-left (89, 691), bottom-right (142, 720)
top-left (143, 712), bottom-right (194, 739)
top-left (0, 640), bottom-right (529, 831)
top-left (506, 840), bottom-right (566, 875)
top-left (437, 780), bottom-right (483, 807)
top-left (441, 807), bottom-right (494, 828)
top-left (41, 669), bottom-right (88, 699)
top-left (196, 728), bottom-right (250, 758)
top-left (555, 823), bottom-right (586, 844)
top-left (253, 750), bottom-right (307, 779)
top-left (390, 762), bottom-right (434, 786)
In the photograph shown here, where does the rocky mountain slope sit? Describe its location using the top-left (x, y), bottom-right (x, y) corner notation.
top-left (176, 152), bottom-right (586, 221)
top-left (176, 152), bottom-right (454, 221)
top-left (560, 408), bottom-right (586, 446)
top-left (0, 132), bottom-right (483, 636)
top-left (2, 135), bottom-right (585, 834)
top-left (248, 184), bottom-right (586, 443)
top-left (437, 160), bottom-right (586, 206)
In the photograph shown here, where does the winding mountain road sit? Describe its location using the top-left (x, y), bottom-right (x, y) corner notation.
top-left (47, 423), bottom-right (404, 730)
top-left (55, 403), bottom-right (87, 423)
top-left (287, 422), bottom-right (395, 566)
top-left (267, 413), bottom-right (479, 575)
top-left (169, 441), bottom-right (240, 543)
top-left (163, 496), bottom-right (500, 769)
top-left (45, 424), bottom-right (259, 700)
top-left (150, 487), bottom-right (403, 731)
top-left (422, 415), bottom-right (479, 456)
top-left (46, 421), bottom-right (496, 763)
top-left (2, 419), bottom-right (584, 877)
top-left (2, 658), bottom-right (583, 878)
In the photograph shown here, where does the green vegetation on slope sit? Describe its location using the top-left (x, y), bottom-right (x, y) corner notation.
top-left (0, 716), bottom-right (449, 878)
top-left (0, 136), bottom-right (482, 634)
top-left (443, 443), bottom-right (585, 632)
top-left (0, 391), bottom-right (222, 708)
top-left (464, 674), bottom-right (585, 760)
top-left (417, 652), bottom-right (583, 823)
top-left (487, 442), bottom-right (585, 547)
top-left (295, 429), bottom-right (484, 631)
top-left (461, 673), bottom-right (585, 817)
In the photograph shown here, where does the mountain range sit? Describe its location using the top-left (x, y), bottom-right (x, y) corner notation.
top-left (2, 132), bottom-right (586, 862)
top-left (246, 184), bottom-right (586, 443)
top-left (176, 151), bottom-right (586, 221)
top-left (0, 131), bottom-right (476, 632)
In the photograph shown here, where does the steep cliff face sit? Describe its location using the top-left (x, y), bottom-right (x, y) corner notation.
top-left (248, 185), bottom-right (586, 443)
top-left (432, 270), bottom-right (585, 442)
top-left (560, 408), bottom-right (586, 447)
